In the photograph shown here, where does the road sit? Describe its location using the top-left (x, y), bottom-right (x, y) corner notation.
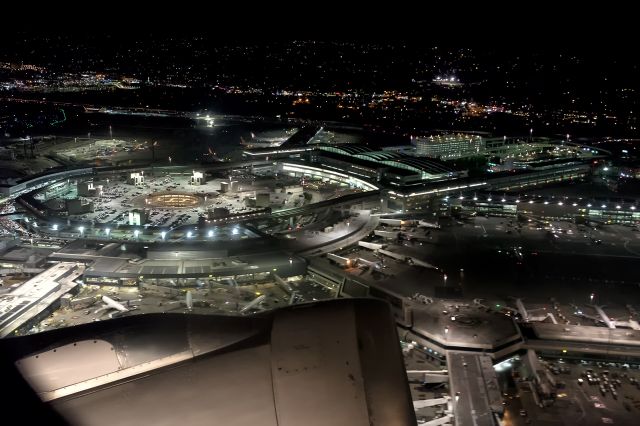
top-left (447, 351), bottom-right (496, 426)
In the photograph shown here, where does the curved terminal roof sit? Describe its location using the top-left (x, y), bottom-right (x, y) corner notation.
top-left (394, 157), bottom-right (453, 174)
top-left (318, 144), bottom-right (454, 178)
top-left (322, 144), bottom-right (375, 156)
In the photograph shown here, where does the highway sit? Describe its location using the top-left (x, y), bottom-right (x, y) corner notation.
top-left (293, 211), bottom-right (380, 256)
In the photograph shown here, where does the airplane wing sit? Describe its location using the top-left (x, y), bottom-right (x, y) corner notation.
top-left (1, 299), bottom-right (416, 426)
top-left (574, 312), bottom-right (603, 323)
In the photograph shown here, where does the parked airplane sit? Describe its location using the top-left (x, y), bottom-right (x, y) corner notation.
top-left (418, 220), bottom-right (441, 229)
top-left (93, 295), bottom-right (133, 317)
top-left (574, 305), bottom-right (640, 330)
top-left (505, 297), bottom-right (556, 323)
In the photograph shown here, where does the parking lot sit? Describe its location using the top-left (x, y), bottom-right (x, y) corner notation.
top-left (506, 357), bottom-right (640, 426)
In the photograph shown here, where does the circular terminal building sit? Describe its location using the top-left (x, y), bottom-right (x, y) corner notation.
top-left (143, 192), bottom-right (203, 209)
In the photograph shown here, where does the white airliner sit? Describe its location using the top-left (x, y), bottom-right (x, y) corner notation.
top-left (94, 296), bottom-right (137, 317)
top-left (504, 297), bottom-right (557, 323)
top-left (418, 220), bottom-right (441, 229)
top-left (574, 305), bottom-right (640, 330)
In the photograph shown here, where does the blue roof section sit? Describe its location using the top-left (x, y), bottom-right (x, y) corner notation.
top-left (394, 157), bottom-right (453, 174)
top-left (357, 151), bottom-right (403, 161)
top-left (321, 144), bottom-right (375, 155)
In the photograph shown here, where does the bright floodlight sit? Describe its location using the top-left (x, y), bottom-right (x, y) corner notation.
top-left (105, 228), bottom-right (111, 236)
top-left (232, 227), bottom-right (239, 235)
top-left (601, 204), bottom-right (606, 209)
top-left (187, 231), bottom-right (193, 238)
top-left (78, 226), bottom-right (84, 234)
top-left (52, 224), bottom-right (58, 231)
top-left (208, 230), bottom-right (214, 237)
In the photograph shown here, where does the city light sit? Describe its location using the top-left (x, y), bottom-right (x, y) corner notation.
top-left (161, 231), bottom-right (166, 240)
top-left (208, 230), bottom-right (214, 237)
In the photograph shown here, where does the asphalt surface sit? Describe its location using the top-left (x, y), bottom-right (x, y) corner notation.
top-left (447, 351), bottom-right (495, 426)
top-left (379, 216), bottom-right (640, 306)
